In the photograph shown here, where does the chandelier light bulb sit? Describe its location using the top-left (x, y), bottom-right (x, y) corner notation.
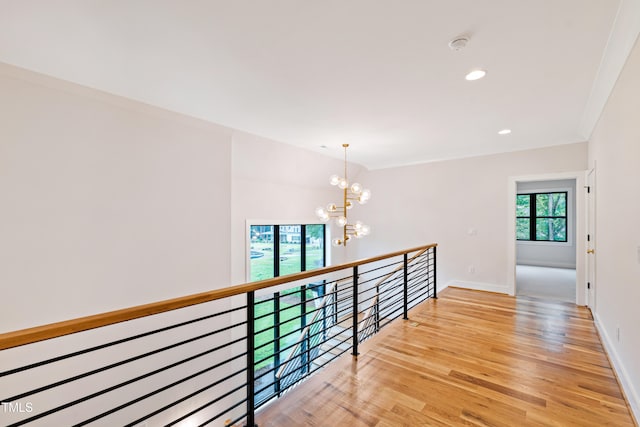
top-left (361, 225), bottom-right (371, 235)
top-left (354, 221), bottom-right (363, 230)
top-left (315, 207), bottom-right (330, 222)
top-left (351, 182), bottom-right (363, 194)
top-left (331, 237), bottom-right (343, 247)
top-left (338, 178), bottom-right (349, 190)
top-left (337, 216), bottom-right (347, 227)
top-left (346, 200), bottom-right (353, 210)
top-left (358, 189), bottom-right (371, 204)
top-left (326, 203), bottom-right (337, 212)
top-left (329, 175), bottom-right (341, 186)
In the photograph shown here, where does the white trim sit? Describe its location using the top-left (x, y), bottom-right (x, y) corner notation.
top-left (516, 261), bottom-right (576, 269)
top-left (507, 171), bottom-right (586, 305)
top-left (517, 240), bottom-right (572, 248)
top-left (579, 0), bottom-right (640, 140)
top-left (594, 313), bottom-right (640, 424)
top-left (437, 281), bottom-right (450, 295)
top-left (446, 280), bottom-right (509, 295)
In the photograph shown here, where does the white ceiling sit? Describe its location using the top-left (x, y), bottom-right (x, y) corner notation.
top-left (0, 1), bottom-right (634, 169)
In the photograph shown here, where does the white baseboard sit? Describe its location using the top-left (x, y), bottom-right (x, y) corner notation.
top-left (594, 313), bottom-right (640, 424)
top-left (517, 261), bottom-right (576, 269)
top-left (445, 280), bottom-right (510, 295)
top-left (436, 281), bottom-right (449, 295)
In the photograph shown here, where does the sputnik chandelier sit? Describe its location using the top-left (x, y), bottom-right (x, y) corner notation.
top-left (315, 144), bottom-right (371, 246)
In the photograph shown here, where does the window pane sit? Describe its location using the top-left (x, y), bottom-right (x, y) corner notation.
top-left (254, 296), bottom-right (275, 370)
top-left (536, 192), bottom-right (566, 217)
top-left (279, 225), bottom-right (302, 276)
top-left (516, 218), bottom-right (530, 240)
top-left (250, 225), bottom-right (274, 281)
top-left (551, 218), bottom-right (567, 241)
top-left (536, 193), bottom-right (550, 216)
top-left (516, 195), bottom-right (530, 216)
top-left (306, 281), bottom-right (324, 323)
top-left (535, 219), bottom-right (549, 240)
top-left (551, 193), bottom-right (566, 216)
top-left (536, 218), bottom-right (567, 241)
top-left (305, 224), bottom-right (325, 271)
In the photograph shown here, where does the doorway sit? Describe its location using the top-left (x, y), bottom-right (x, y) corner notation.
top-left (515, 180), bottom-right (576, 302)
top-left (507, 171), bottom-right (587, 305)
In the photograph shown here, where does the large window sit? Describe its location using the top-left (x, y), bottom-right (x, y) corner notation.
top-left (250, 224), bottom-right (326, 281)
top-left (249, 223), bottom-right (326, 406)
top-left (516, 192), bottom-right (567, 242)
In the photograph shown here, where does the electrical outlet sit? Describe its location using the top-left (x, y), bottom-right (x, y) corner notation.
top-left (468, 265), bottom-right (475, 274)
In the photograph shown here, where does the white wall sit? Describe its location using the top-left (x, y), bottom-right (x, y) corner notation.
top-left (516, 179), bottom-right (577, 268)
top-left (351, 143), bottom-right (588, 294)
top-left (588, 35), bottom-right (640, 420)
top-left (0, 63), bottom-right (233, 333)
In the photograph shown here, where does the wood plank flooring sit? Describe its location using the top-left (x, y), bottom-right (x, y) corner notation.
top-left (254, 287), bottom-right (636, 426)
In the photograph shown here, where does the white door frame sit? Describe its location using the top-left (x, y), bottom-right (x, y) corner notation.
top-left (586, 167), bottom-right (596, 309)
top-left (507, 171), bottom-right (587, 305)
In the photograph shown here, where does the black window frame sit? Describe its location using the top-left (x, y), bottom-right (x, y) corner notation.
top-left (516, 191), bottom-right (568, 242)
top-left (249, 223), bottom-right (327, 407)
top-left (249, 223), bottom-right (326, 279)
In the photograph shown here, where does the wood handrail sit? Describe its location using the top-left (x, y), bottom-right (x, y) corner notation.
top-left (0, 243), bottom-right (437, 351)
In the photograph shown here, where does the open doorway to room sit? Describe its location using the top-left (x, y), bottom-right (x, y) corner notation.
top-left (515, 179), bottom-right (576, 302)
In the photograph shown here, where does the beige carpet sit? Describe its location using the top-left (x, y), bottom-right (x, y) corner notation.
top-left (516, 265), bottom-right (576, 303)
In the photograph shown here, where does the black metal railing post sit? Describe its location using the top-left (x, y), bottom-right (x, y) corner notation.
top-left (433, 246), bottom-right (438, 299)
top-left (300, 286), bottom-right (308, 373)
top-left (274, 292), bottom-right (281, 397)
top-left (403, 253), bottom-right (409, 320)
top-left (246, 291), bottom-right (256, 427)
top-left (322, 301), bottom-right (327, 340)
top-left (375, 285), bottom-right (380, 333)
top-left (305, 332), bottom-right (311, 374)
top-left (352, 266), bottom-right (359, 356)
top-left (333, 284), bottom-right (338, 325)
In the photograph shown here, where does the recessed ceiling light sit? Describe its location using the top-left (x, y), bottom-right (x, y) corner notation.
top-left (465, 69), bottom-right (486, 81)
top-left (498, 129), bottom-right (511, 135)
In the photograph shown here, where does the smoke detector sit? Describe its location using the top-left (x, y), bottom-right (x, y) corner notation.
top-left (449, 36), bottom-right (469, 51)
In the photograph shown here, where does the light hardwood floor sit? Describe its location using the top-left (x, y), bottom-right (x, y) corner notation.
top-left (254, 287), bottom-right (636, 426)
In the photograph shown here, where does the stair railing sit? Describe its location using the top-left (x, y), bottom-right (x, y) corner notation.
top-left (0, 243), bottom-right (436, 427)
top-left (274, 280), bottom-right (337, 390)
top-left (358, 247), bottom-right (430, 341)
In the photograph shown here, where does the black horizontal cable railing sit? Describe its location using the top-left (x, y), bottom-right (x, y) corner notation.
top-left (0, 243), bottom-right (436, 426)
